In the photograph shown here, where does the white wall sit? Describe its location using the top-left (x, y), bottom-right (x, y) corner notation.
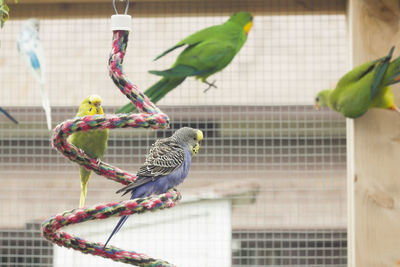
top-left (54, 199), bottom-right (231, 267)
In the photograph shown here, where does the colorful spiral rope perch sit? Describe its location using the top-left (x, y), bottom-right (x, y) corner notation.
top-left (41, 28), bottom-right (179, 266)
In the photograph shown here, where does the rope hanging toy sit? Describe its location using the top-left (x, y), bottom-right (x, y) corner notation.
top-left (41, 2), bottom-right (179, 266)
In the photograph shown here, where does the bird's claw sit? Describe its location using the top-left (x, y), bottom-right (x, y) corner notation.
top-left (203, 80), bottom-right (217, 93)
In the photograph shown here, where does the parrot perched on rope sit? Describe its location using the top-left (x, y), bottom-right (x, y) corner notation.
top-left (115, 11), bottom-right (253, 114)
top-left (315, 46), bottom-right (400, 118)
top-left (68, 95), bottom-right (109, 208)
top-left (102, 127), bottom-right (203, 250)
top-left (0, 107), bottom-right (18, 124)
top-left (17, 18), bottom-right (52, 130)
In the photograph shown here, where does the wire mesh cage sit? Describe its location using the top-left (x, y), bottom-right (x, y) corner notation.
top-left (0, 0), bottom-right (347, 266)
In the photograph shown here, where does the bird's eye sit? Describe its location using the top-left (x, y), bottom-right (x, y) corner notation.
top-left (315, 97), bottom-right (319, 102)
top-left (193, 137), bottom-right (197, 141)
top-left (88, 101), bottom-right (92, 105)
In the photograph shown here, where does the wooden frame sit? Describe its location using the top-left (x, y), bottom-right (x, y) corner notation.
top-left (9, 0), bottom-right (345, 19)
top-left (348, 0), bottom-right (400, 266)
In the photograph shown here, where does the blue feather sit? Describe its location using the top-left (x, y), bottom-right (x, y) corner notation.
top-left (102, 148), bottom-right (192, 250)
top-left (29, 51), bottom-right (40, 70)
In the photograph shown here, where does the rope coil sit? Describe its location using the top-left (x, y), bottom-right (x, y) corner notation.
top-left (41, 29), bottom-right (178, 266)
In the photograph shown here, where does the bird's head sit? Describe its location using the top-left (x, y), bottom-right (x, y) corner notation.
top-left (172, 127), bottom-right (204, 156)
top-left (23, 18), bottom-right (40, 32)
top-left (229, 11), bottom-right (253, 36)
top-left (77, 95), bottom-right (105, 116)
top-left (314, 89), bottom-right (331, 110)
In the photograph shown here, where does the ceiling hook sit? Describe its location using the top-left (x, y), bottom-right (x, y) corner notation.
top-left (113, 0), bottom-right (129, 15)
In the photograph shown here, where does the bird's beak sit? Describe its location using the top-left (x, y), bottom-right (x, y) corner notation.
top-left (196, 130), bottom-right (204, 142)
top-left (244, 22), bottom-right (253, 35)
top-left (314, 103), bottom-right (319, 111)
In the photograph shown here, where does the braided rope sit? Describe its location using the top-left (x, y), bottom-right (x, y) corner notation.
top-left (41, 30), bottom-right (178, 266)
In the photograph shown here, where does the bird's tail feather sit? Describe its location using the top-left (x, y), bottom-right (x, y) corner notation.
top-left (79, 168), bottom-right (91, 208)
top-left (0, 107), bottom-right (18, 124)
top-left (386, 54), bottom-right (400, 86)
top-left (79, 187), bottom-right (87, 209)
top-left (101, 190), bottom-right (140, 251)
top-left (40, 83), bottom-right (52, 130)
top-left (102, 215), bottom-right (129, 251)
top-left (145, 77), bottom-right (186, 103)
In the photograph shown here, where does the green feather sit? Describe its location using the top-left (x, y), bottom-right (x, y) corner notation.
top-left (315, 46), bottom-right (400, 118)
top-left (69, 95), bottom-right (109, 207)
top-left (370, 46), bottom-right (394, 100)
top-left (115, 11), bottom-right (253, 114)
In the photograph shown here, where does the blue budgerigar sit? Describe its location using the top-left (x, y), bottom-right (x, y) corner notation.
top-left (102, 127), bottom-right (203, 249)
top-left (17, 18), bottom-right (52, 130)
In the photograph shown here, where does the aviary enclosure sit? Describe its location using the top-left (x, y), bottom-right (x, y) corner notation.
top-left (1, 0), bottom-right (399, 266)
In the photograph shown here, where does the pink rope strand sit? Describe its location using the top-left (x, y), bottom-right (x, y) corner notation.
top-left (41, 30), bottom-right (178, 266)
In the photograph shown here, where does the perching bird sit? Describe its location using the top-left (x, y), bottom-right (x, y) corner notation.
top-left (68, 95), bottom-right (109, 208)
top-left (116, 11), bottom-right (253, 113)
top-left (0, 107), bottom-right (18, 124)
top-left (102, 127), bottom-right (203, 249)
top-left (315, 46), bottom-right (400, 118)
top-left (17, 18), bottom-right (52, 130)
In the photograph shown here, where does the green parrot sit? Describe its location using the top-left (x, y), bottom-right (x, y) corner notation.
top-left (315, 46), bottom-right (400, 118)
top-left (68, 95), bottom-right (109, 208)
top-left (116, 11), bottom-right (253, 114)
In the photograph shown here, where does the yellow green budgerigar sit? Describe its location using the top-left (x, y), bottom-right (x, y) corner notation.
top-left (315, 46), bottom-right (400, 118)
top-left (116, 11), bottom-right (253, 114)
top-left (68, 95), bottom-right (109, 208)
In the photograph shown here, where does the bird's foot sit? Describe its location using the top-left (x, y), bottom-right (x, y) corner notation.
top-left (203, 80), bottom-right (217, 93)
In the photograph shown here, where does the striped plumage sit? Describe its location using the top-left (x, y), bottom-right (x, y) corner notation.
top-left (102, 127), bottom-right (203, 250)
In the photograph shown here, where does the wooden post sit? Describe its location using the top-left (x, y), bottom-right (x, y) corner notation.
top-left (348, 0), bottom-right (400, 266)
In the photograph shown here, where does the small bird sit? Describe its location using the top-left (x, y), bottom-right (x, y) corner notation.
top-left (315, 46), bottom-right (400, 118)
top-left (68, 95), bottom-right (109, 208)
top-left (116, 11), bottom-right (253, 114)
top-left (102, 127), bottom-right (203, 249)
top-left (0, 107), bottom-right (18, 124)
top-left (17, 18), bottom-right (52, 130)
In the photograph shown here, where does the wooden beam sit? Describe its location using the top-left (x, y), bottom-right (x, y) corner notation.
top-left (348, 0), bottom-right (400, 266)
top-left (8, 0), bottom-right (345, 19)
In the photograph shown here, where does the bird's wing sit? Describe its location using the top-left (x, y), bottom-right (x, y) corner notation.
top-left (139, 139), bottom-right (185, 176)
top-left (116, 139), bottom-right (185, 194)
top-left (370, 46), bottom-right (394, 100)
top-left (150, 41), bottom-right (237, 79)
top-left (335, 58), bottom-right (381, 91)
top-left (175, 41), bottom-right (237, 76)
top-left (153, 25), bottom-right (222, 61)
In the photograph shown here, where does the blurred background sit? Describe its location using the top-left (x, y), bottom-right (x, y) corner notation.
top-left (0, 0), bottom-right (347, 266)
